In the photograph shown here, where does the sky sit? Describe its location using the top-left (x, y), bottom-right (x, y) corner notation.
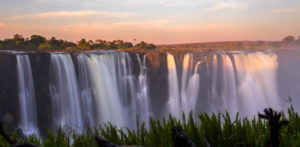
top-left (0, 0), bottom-right (299, 44)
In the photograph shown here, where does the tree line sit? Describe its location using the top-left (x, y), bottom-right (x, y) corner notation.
top-left (0, 34), bottom-right (156, 50)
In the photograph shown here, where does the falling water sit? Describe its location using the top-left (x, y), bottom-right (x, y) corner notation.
top-left (167, 51), bottom-right (281, 117)
top-left (76, 54), bottom-right (96, 127)
top-left (16, 54), bottom-right (39, 135)
top-left (167, 53), bottom-right (181, 117)
top-left (233, 52), bottom-right (280, 116)
top-left (83, 53), bottom-right (126, 126)
top-left (220, 54), bottom-right (238, 114)
top-left (49, 53), bottom-right (83, 131)
top-left (135, 54), bottom-right (151, 126)
top-left (9, 50), bottom-right (282, 134)
top-left (76, 53), bottom-right (151, 128)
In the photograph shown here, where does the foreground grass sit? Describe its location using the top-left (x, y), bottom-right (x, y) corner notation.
top-left (1, 106), bottom-right (300, 147)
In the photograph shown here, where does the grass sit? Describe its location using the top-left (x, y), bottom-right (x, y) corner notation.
top-left (1, 106), bottom-right (300, 147)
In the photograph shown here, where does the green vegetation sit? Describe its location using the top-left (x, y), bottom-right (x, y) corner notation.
top-left (0, 34), bottom-right (156, 51)
top-left (1, 106), bottom-right (300, 147)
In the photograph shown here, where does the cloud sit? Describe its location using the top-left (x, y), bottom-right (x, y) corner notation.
top-left (0, 22), bottom-right (4, 27)
top-left (269, 8), bottom-right (300, 13)
top-left (205, 1), bottom-right (249, 11)
top-left (11, 10), bottom-right (136, 20)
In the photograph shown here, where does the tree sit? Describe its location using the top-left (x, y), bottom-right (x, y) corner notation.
top-left (38, 42), bottom-right (52, 50)
top-left (135, 41), bottom-right (148, 49)
top-left (135, 41), bottom-right (156, 49)
top-left (30, 35), bottom-right (46, 46)
top-left (147, 43), bottom-right (156, 49)
top-left (105, 41), bottom-right (117, 49)
top-left (77, 39), bottom-right (91, 49)
top-left (123, 42), bottom-right (133, 48)
top-left (13, 34), bottom-right (25, 44)
top-left (0, 41), bottom-right (3, 49)
top-left (282, 35), bottom-right (295, 44)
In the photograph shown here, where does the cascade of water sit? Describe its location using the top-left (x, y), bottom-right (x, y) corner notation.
top-left (76, 54), bottom-right (95, 127)
top-left (78, 53), bottom-right (151, 128)
top-left (12, 51), bottom-right (281, 133)
top-left (233, 52), bottom-right (280, 116)
top-left (167, 51), bottom-right (280, 118)
top-left (183, 60), bottom-right (201, 115)
top-left (211, 55), bottom-right (219, 112)
top-left (114, 53), bottom-right (137, 127)
top-left (167, 53), bottom-right (181, 117)
top-left (220, 54), bottom-right (238, 114)
top-left (136, 54), bottom-right (151, 126)
top-left (181, 54), bottom-right (201, 115)
top-left (167, 53), bottom-right (201, 116)
top-left (16, 54), bottom-right (39, 135)
top-left (49, 53), bottom-right (83, 131)
top-left (84, 53), bottom-right (125, 126)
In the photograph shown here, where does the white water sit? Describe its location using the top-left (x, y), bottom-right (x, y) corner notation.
top-left (49, 53), bottom-right (83, 131)
top-left (16, 54), bottom-right (39, 135)
top-left (220, 55), bottom-right (238, 114)
top-left (13, 51), bottom-right (281, 133)
top-left (135, 54), bottom-right (151, 126)
top-left (167, 52), bottom-right (281, 117)
top-left (167, 53), bottom-right (181, 117)
top-left (71, 53), bottom-right (152, 128)
top-left (76, 54), bottom-right (96, 127)
top-left (233, 52), bottom-right (280, 116)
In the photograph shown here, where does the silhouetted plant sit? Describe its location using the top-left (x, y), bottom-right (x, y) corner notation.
top-left (259, 108), bottom-right (289, 147)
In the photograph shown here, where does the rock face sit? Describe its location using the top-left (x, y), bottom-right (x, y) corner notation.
top-left (0, 52), bottom-right (18, 133)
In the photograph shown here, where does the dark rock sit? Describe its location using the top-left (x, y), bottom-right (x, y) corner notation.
top-left (171, 126), bottom-right (196, 147)
top-left (9, 143), bottom-right (38, 147)
top-left (94, 136), bottom-right (118, 147)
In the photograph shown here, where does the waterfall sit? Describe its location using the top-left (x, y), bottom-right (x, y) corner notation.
top-left (77, 53), bottom-right (151, 128)
top-left (220, 54), bottom-right (238, 114)
top-left (167, 53), bottom-right (181, 117)
top-left (136, 54), bottom-right (151, 126)
top-left (180, 54), bottom-right (201, 115)
top-left (49, 53), bottom-right (83, 131)
top-left (167, 53), bottom-right (201, 116)
top-left (76, 54), bottom-right (96, 127)
top-left (16, 54), bottom-right (39, 135)
top-left (83, 53), bottom-right (125, 126)
top-left (233, 52), bottom-right (280, 116)
top-left (167, 51), bottom-right (280, 117)
top-left (7, 50), bottom-right (282, 134)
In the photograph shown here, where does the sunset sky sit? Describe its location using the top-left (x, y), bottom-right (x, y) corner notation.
top-left (0, 0), bottom-right (299, 44)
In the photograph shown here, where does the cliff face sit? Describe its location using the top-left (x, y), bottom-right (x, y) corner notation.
top-left (0, 52), bottom-right (18, 132)
top-left (28, 53), bottom-right (52, 131)
top-left (145, 51), bottom-right (168, 117)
